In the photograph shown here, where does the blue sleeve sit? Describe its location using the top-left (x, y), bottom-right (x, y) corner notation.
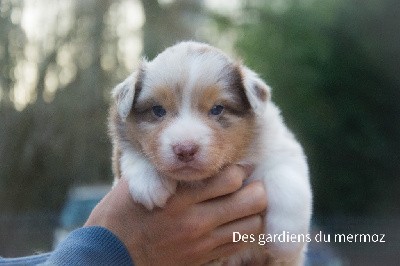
top-left (0, 226), bottom-right (133, 266)
top-left (43, 226), bottom-right (133, 266)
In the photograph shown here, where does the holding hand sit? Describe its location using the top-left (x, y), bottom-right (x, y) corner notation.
top-left (85, 165), bottom-right (267, 265)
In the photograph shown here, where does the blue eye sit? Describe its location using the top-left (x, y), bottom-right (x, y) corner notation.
top-left (152, 105), bottom-right (166, 117)
top-left (210, 105), bottom-right (224, 116)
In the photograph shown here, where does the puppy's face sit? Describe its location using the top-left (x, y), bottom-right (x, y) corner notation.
top-left (113, 42), bottom-right (270, 181)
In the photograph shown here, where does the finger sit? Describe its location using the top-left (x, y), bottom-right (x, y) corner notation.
top-left (211, 214), bottom-right (264, 247)
top-left (202, 215), bottom-right (264, 264)
top-left (202, 215), bottom-right (262, 264)
top-left (200, 181), bottom-right (267, 229)
top-left (171, 164), bottom-right (254, 207)
top-left (199, 242), bottom-right (249, 265)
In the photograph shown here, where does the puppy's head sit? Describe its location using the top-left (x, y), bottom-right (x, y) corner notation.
top-left (113, 42), bottom-right (271, 181)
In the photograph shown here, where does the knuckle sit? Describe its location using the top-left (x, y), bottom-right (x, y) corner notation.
top-left (251, 180), bottom-right (265, 192)
top-left (252, 215), bottom-right (264, 230)
top-left (243, 215), bottom-right (264, 235)
top-left (223, 167), bottom-right (244, 192)
top-left (220, 242), bottom-right (247, 257)
top-left (249, 183), bottom-right (268, 208)
top-left (226, 176), bottom-right (242, 192)
top-left (181, 219), bottom-right (202, 239)
top-left (181, 240), bottom-right (209, 261)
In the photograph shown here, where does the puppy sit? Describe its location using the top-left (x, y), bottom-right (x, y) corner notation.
top-left (108, 41), bottom-right (312, 265)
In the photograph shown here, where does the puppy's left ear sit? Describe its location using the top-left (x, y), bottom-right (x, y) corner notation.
top-left (241, 67), bottom-right (271, 116)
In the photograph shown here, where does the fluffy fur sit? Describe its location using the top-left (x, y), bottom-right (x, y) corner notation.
top-left (109, 41), bottom-right (312, 265)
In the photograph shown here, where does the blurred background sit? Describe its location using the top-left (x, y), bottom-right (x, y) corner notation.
top-left (0, 0), bottom-right (399, 265)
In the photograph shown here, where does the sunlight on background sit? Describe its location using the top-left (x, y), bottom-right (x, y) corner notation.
top-left (106, 0), bottom-right (144, 71)
top-left (7, 0), bottom-right (239, 110)
top-left (204, 0), bottom-right (242, 15)
top-left (200, 0), bottom-right (243, 57)
top-left (158, 0), bottom-right (175, 6)
top-left (13, 0), bottom-right (68, 110)
top-left (2, 0), bottom-right (242, 110)
top-left (9, 0), bottom-right (145, 110)
top-left (12, 60), bottom-right (37, 110)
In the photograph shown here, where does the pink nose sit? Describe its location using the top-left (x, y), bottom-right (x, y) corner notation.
top-left (173, 143), bottom-right (199, 162)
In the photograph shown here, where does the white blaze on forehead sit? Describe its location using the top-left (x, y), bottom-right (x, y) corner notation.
top-left (181, 53), bottom-right (231, 111)
top-left (139, 42), bottom-right (233, 104)
top-left (160, 112), bottom-right (211, 161)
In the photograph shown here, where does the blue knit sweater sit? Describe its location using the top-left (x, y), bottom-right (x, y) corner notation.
top-left (0, 226), bottom-right (133, 265)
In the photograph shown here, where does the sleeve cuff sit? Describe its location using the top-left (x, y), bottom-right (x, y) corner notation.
top-left (44, 226), bottom-right (133, 266)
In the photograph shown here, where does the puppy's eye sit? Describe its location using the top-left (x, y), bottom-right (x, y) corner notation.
top-left (210, 105), bottom-right (224, 116)
top-left (152, 105), bottom-right (167, 117)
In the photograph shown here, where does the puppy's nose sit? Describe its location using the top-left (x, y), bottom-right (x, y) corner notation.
top-left (173, 143), bottom-right (199, 162)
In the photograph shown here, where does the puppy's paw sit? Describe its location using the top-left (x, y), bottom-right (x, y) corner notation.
top-left (120, 152), bottom-right (177, 209)
top-left (127, 169), bottom-right (176, 209)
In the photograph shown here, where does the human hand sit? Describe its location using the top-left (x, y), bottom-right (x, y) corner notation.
top-left (85, 165), bottom-right (267, 265)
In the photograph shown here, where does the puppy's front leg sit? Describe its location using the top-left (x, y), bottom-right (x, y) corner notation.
top-left (120, 149), bottom-right (177, 210)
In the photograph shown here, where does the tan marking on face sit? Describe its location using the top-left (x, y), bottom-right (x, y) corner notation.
top-left (193, 66), bottom-right (257, 169)
top-left (191, 64), bottom-right (252, 117)
top-left (125, 112), bottom-right (173, 169)
top-left (201, 109), bottom-right (257, 167)
top-left (124, 83), bottom-right (184, 170)
top-left (193, 85), bottom-right (222, 113)
top-left (164, 78), bottom-right (258, 179)
top-left (152, 86), bottom-right (180, 113)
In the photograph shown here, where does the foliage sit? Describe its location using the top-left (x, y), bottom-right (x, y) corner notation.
top-left (233, 0), bottom-right (400, 215)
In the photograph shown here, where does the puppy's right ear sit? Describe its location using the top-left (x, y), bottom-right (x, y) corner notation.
top-left (112, 69), bottom-right (144, 121)
top-left (112, 74), bottom-right (136, 121)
